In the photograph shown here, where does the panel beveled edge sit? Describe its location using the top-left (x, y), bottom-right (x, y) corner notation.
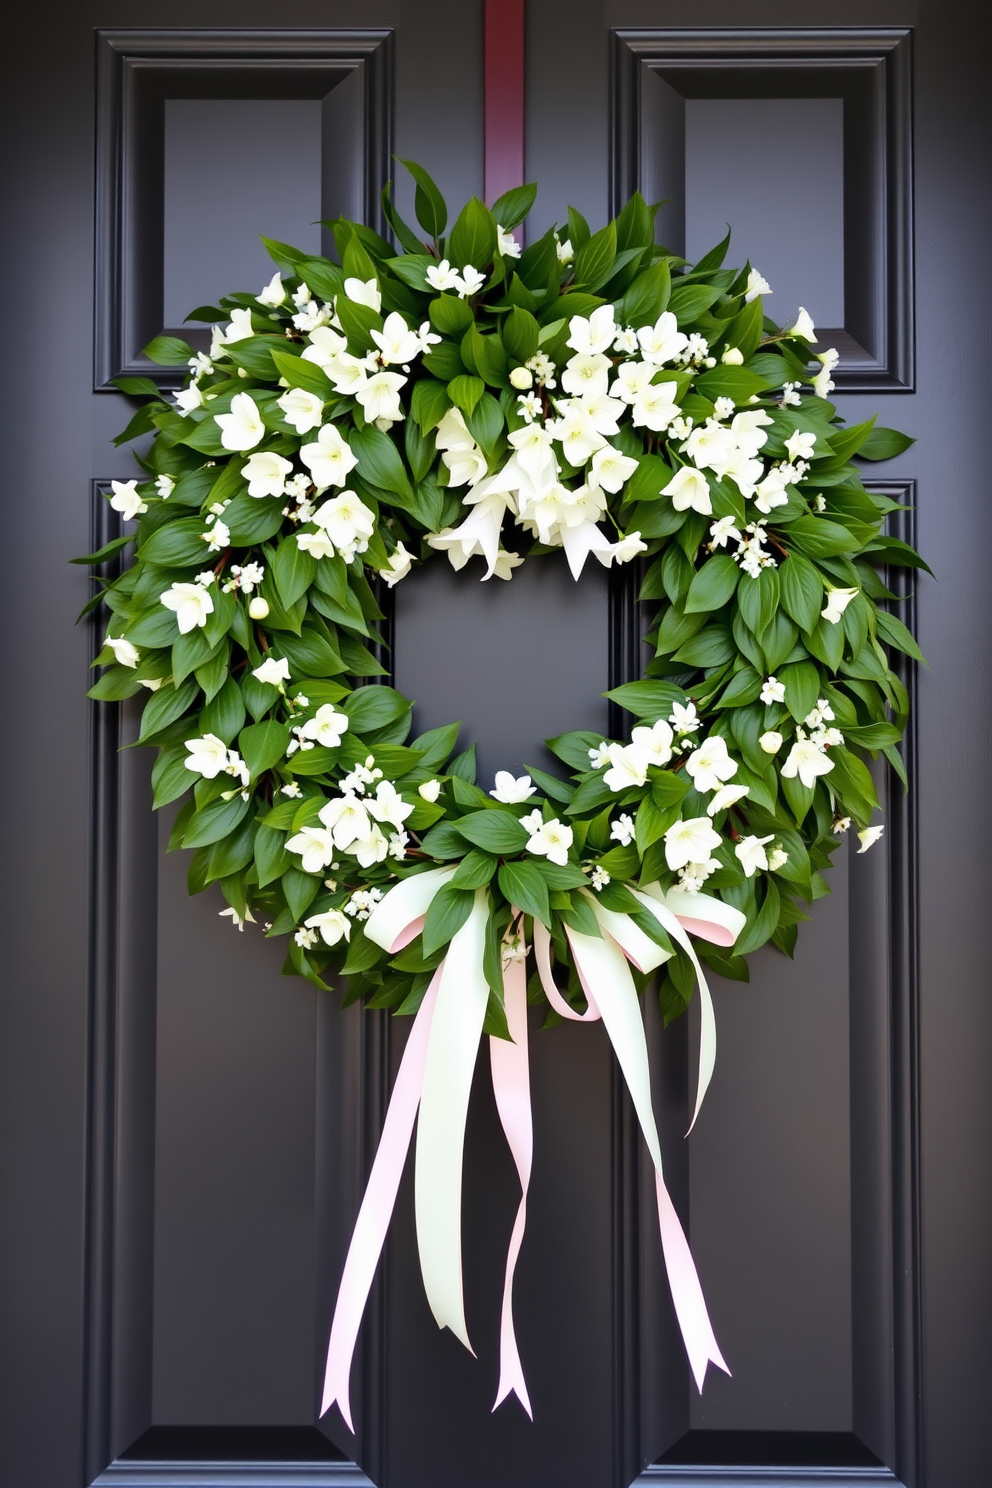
top-left (609, 28), bottom-right (914, 393)
top-left (93, 27), bottom-right (395, 392)
top-left (611, 482), bottom-right (922, 1483)
top-left (91, 1462), bottom-right (374, 1487)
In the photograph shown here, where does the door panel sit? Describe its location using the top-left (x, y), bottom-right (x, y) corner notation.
top-left (2, 2), bottom-right (990, 1486)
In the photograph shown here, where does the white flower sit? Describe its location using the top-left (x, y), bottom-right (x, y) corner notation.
top-left (707, 783), bottom-right (749, 816)
top-left (318, 793), bottom-right (372, 850)
top-left (525, 816), bottom-right (573, 867)
top-left (345, 887), bottom-right (384, 920)
top-left (567, 305), bottom-right (617, 356)
top-left (295, 927), bottom-right (319, 949)
top-left (383, 542), bottom-right (413, 587)
top-left (685, 734), bottom-right (738, 793)
top-left (351, 824), bottom-right (390, 867)
top-left (759, 730), bottom-right (784, 754)
top-left (613, 531), bottom-right (648, 564)
top-left (821, 586), bottom-right (859, 624)
top-left (785, 430), bottom-right (817, 464)
top-left (104, 633), bottom-right (140, 668)
top-left (631, 380), bottom-right (681, 432)
top-left (812, 347), bottom-right (839, 398)
top-left (562, 352), bottom-right (613, 399)
top-left (280, 782), bottom-right (303, 798)
top-left (735, 833), bottom-right (774, 877)
top-left (832, 816), bottom-right (852, 834)
top-left (276, 386), bottom-right (324, 435)
top-left (510, 369), bottom-right (535, 397)
top-left (709, 515), bottom-right (742, 549)
top-left (752, 468), bottom-right (790, 516)
top-left (857, 825), bottom-right (885, 853)
top-left (589, 742), bottom-right (611, 768)
top-left (760, 676), bottom-right (786, 706)
top-left (497, 224), bottom-right (521, 258)
top-left (248, 597), bottom-right (269, 619)
top-left (455, 265), bottom-right (486, 298)
top-left (300, 325), bottom-right (348, 367)
top-left (609, 360), bottom-right (653, 405)
top-left (713, 397), bottom-right (735, 421)
top-left (219, 905), bottom-right (255, 932)
top-left (556, 237), bottom-right (574, 264)
top-left (791, 307), bottom-right (816, 342)
top-left (664, 817), bottom-right (723, 871)
top-left (311, 490), bottom-right (376, 555)
top-left (300, 423), bottom-right (358, 491)
top-left (201, 519), bottom-right (230, 552)
top-left (343, 276), bottom-right (381, 311)
top-left (636, 312), bottom-right (688, 366)
top-left (215, 392), bottom-right (265, 451)
top-left (238, 450), bottom-right (290, 499)
top-left (603, 742), bottom-right (649, 792)
top-left (161, 581), bottom-right (214, 633)
top-left (370, 311), bottom-right (422, 365)
top-left (109, 479), bottom-right (147, 520)
top-left (257, 271), bottom-right (286, 307)
top-left (768, 846), bottom-right (789, 871)
top-left (588, 444), bottom-right (639, 494)
top-left (663, 465), bottom-right (712, 515)
top-left (669, 701), bottom-right (701, 734)
top-left (366, 781), bottom-right (414, 831)
top-left (490, 771), bottom-right (536, 803)
top-left (184, 734), bottom-right (232, 779)
top-left (744, 269), bottom-right (772, 302)
top-left (355, 369), bottom-right (407, 423)
top-left (418, 779), bottom-right (442, 802)
top-left (684, 420), bottom-right (738, 478)
top-left (304, 908), bottom-right (351, 946)
top-left (286, 825), bottom-right (337, 873)
top-left (174, 384), bottom-right (204, 415)
top-left (590, 865), bottom-right (611, 891)
top-left (425, 259), bottom-right (461, 292)
top-left (417, 321), bottom-right (441, 354)
top-left (252, 655), bottom-right (291, 689)
top-left (154, 474), bottom-right (175, 499)
top-left (630, 719), bottom-right (674, 767)
top-left (299, 705), bottom-right (349, 748)
top-left (721, 346), bottom-right (744, 365)
top-left (781, 738), bottom-right (835, 789)
top-left (610, 813), bottom-right (636, 847)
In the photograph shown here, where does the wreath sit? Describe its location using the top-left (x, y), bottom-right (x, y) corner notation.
top-left (79, 162), bottom-right (925, 1421)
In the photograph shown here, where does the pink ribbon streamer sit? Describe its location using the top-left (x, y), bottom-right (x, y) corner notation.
top-left (320, 968), bottom-right (441, 1430)
top-left (488, 941), bottom-right (534, 1417)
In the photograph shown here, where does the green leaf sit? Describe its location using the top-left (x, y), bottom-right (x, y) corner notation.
top-left (876, 607), bottom-right (926, 663)
top-left (71, 533), bottom-right (135, 566)
top-left (668, 280), bottom-right (722, 323)
top-left (254, 823), bottom-right (291, 887)
top-left (714, 666), bottom-right (762, 709)
top-left (350, 423), bottom-right (413, 500)
top-left (449, 196), bottom-right (498, 270)
top-left (429, 293), bottom-right (474, 335)
top-left (619, 259), bottom-right (672, 327)
top-left (571, 221), bottom-right (617, 291)
top-left (828, 747), bottom-right (880, 819)
top-left (398, 158), bottom-right (448, 239)
top-left (344, 685), bottom-right (410, 733)
top-left (635, 792), bottom-right (678, 853)
top-left (490, 182), bottom-right (537, 229)
top-left (201, 677), bottom-right (246, 742)
top-left (605, 680), bottom-right (684, 721)
top-left (788, 516), bottom-right (859, 558)
top-left (502, 305), bottom-right (540, 363)
top-left (735, 879), bottom-right (781, 957)
top-left (694, 365), bottom-right (771, 403)
top-left (411, 377), bottom-right (450, 432)
top-left (684, 554), bottom-right (740, 613)
top-left (450, 849), bottom-right (499, 889)
top-left (270, 348), bottom-right (330, 396)
top-left (151, 748), bottom-right (194, 808)
top-left (422, 884), bottom-right (476, 956)
top-left (779, 553), bottom-right (823, 633)
top-left (238, 719), bottom-right (290, 780)
top-left (381, 179), bottom-right (425, 255)
top-left (143, 335), bottom-right (193, 366)
top-left (497, 861), bottom-right (551, 927)
top-left (448, 374), bottom-right (485, 415)
top-left (277, 625), bottom-right (344, 677)
top-left (453, 810), bottom-right (529, 855)
top-left (138, 516), bottom-right (211, 568)
top-left (858, 426), bottom-right (915, 461)
top-left (545, 730), bottom-right (606, 771)
top-left (780, 661), bottom-right (821, 723)
top-left (138, 677), bottom-right (200, 742)
top-left (272, 539), bottom-right (316, 610)
top-left (183, 792), bottom-right (251, 848)
top-left (460, 325), bottom-right (507, 386)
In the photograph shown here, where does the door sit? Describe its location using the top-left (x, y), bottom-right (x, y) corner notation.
top-left (1, 3), bottom-right (989, 1487)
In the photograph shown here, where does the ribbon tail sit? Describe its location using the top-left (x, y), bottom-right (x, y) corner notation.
top-left (320, 970), bottom-right (442, 1428)
top-left (414, 890), bottom-right (491, 1350)
top-left (566, 925), bottom-right (730, 1393)
top-left (489, 948), bottom-right (534, 1417)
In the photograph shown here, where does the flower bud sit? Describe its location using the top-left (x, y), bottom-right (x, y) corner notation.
top-left (759, 730), bottom-right (783, 754)
top-left (248, 596), bottom-right (270, 620)
top-left (721, 346), bottom-right (744, 365)
top-left (509, 366), bottom-right (534, 390)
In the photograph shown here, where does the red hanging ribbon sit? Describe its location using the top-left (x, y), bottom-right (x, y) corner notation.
top-left (484, 0), bottom-right (526, 205)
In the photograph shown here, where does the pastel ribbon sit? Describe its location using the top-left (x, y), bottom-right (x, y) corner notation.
top-left (321, 872), bottom-right (745, 1427)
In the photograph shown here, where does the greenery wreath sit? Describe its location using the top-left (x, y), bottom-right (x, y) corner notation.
top-left (79, 161), bottom-right (926, 1037)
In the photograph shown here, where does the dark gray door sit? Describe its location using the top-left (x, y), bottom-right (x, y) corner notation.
top-left (1, 4), bottom-right (989, 1488)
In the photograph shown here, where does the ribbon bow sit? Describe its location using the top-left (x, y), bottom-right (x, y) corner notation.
top-left (320, 868), bottom-right (744, 1428)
